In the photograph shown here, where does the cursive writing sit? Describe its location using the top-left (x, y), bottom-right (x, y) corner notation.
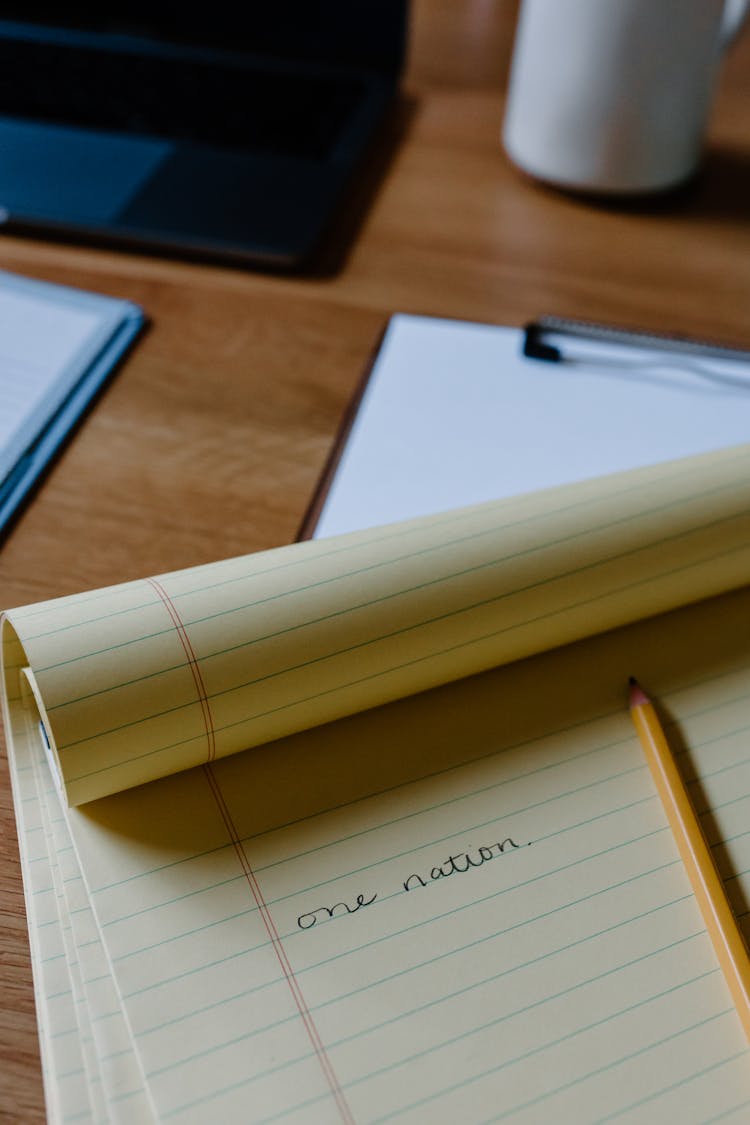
top-left (295, 834), bottom-right (529, 933)
top-left (403, 837), bottom-right (524, 892)
top-left (297, 891), bottom-right (378, 930)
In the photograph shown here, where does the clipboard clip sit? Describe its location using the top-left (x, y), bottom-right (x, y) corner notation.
top-left (522, 316), bottom-right (750, 394)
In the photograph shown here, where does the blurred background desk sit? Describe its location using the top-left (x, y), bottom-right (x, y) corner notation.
top-left (3, 1), bottom-right (750, 1117)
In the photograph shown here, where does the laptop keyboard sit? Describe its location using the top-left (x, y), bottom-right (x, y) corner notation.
top-left (0, 36), bottom-right (367, 160)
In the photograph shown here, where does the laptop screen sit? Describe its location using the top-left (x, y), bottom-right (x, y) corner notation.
top-left (0, 2), bottom-right (407, 73)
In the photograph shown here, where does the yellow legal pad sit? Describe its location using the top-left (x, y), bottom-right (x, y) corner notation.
top-left (4, 443), bottom-right (750, 1123)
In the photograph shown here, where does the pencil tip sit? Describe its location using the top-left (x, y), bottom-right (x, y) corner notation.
top-left (629, 676), bottom-right (650, 707)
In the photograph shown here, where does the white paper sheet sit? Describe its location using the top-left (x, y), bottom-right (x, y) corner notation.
top-left (315, 315), bottom-right (750, 537)
top-left (0, 271), bottom-right (135, 485)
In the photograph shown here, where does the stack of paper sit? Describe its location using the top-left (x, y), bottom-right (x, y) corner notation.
top-left (4, 445), bottom-right (750, 1122)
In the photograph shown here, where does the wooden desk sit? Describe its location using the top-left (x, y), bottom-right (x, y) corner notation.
top-left (3, 2), bottom-right (750, 1117)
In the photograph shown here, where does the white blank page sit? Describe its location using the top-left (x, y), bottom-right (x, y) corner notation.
top-left (315, 315), bottom-right (750, 537)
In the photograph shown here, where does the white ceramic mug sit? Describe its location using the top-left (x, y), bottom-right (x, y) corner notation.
top-left (502, 0), bottom-right (750, 194)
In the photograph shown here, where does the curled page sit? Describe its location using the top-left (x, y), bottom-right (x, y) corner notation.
top-left (3, 442), bottom-right (750, 806)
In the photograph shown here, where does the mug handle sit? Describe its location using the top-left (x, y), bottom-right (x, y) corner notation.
top-left (721, 0), bottom-right (750, 47)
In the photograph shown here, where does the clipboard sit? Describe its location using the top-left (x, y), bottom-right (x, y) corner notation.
top-left (301, 313), bottom-right (750, 540)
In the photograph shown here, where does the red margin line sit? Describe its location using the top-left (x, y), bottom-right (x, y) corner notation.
top-left (147, 578), bottom-right (216, 762)
top-left (147, 578), bottom-right (353, 1120)
top-left (203, 763), bottom-right (355, 1124)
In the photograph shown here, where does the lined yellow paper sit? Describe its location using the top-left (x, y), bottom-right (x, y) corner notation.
top-left (4, 444), bottom-right (750, 1123)
top-left (11, 586), bottom-right (750, 1123)
top-left (5, 442), bottom-right (750, 806)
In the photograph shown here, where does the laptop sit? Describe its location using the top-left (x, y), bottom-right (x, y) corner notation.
top-left (0, 2), bottom-right (407, 270)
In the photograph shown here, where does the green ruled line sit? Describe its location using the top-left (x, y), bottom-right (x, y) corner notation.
top-left (704, 1095), bottom-right (750, 1124)
top-left (24, 446), bottom-right (750, 637)
top-left (29, 455), bottom-right (735, 651)
top-left (370, 1000), bottom-right (730, 1125)
top-left (121, 852), bottom-right (680, 1002)
top-left (60, 534), bottom-right (750, 789)
top-left (110, 903), bottom-right (259, 965)
top-left (99, 748), bottom-right (650, 930)
top-left (25, 492), bottom-right (566, 652)
top-left (249, 738), bottom-right (746, 895)
top-left (96, 716), bottom-right (748, 943)
top-left (89, 699), bottom-right (629, 893)
top-left (134, 887), bottom-right (691, 1045)
top-left (40, 503), bottom-right (561, 671)
top-left (73, 688), bottom-right (750, 918)
top-left (85, 672), bottom-right (750, 901)
top-left (489, 1011), bottom-right (739, 1125)
top-left (46, 476), bottom-right (748, 715)
top-left (23, 496), bottom-right (479, 630)
top-left (118, 826), bottom-right (677, 994)
top-left (57, 493), bottom-right (750, 758)
top-left (273, 784), bottom-right (659, 930)
top-left (109, 792), bottom-right (666, 965)
top-left (357, 972), bottom-right (724, 1104)
top-left (250, 727), bottom-right (637, 877)
top-left (147, 919), bottom-right (705, 1083)
top-left (164, 973), bottom-right (725, 1122)
top-left (597, 1051), bottom-right (749, 1123)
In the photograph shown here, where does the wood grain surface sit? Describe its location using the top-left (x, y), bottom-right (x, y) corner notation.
top-left (2, 1), bottom-right (750, 1118)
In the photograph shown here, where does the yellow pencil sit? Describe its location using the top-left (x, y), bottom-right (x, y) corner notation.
top-left (629, 677), bottom-right (750, 1042)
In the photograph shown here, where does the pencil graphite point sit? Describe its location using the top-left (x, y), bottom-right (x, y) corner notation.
top-left (628, 676), bottom-right (650, 708)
